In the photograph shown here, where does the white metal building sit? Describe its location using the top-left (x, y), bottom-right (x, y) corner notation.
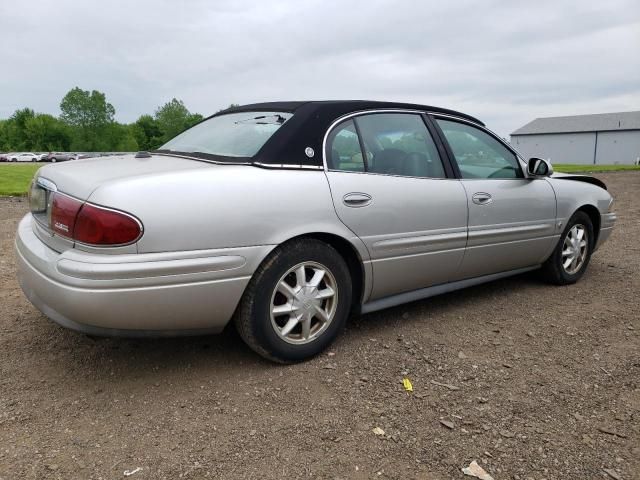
top-left (510, 111), bottom-right (640, 165)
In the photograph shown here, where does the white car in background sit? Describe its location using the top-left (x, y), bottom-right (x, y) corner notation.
top-left (9, 152), bottom-right (40, 162)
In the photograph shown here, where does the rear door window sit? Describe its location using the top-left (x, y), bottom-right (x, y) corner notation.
top-left (327, 113), bottom-right (447, 179)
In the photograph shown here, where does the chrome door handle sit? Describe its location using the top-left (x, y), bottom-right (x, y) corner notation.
top-left (472, 192), bottom-right (493, 205)
top-left (343, 192), bottom-right (372, 207)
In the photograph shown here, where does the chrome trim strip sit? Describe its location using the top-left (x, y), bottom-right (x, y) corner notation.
top-left (361, 265), bottom-right (539, 314)
top-left (36, 176), bottom-right (57, 192)
top-left (57, 255), bottom-right (247, 280)
top-left (468, 222), bottom-right (555, 239)
top-left (253, 162), bottom-right (323, 170)
top-left (371, 230), bottom-right (467, 252)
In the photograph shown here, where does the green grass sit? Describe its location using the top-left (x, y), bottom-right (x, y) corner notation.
top-left (0, 163), bottom-right (41, 196)
top-left (554, 164), bottom-right (640, 173)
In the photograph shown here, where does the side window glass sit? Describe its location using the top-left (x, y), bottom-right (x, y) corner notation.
top-left (355, 113), bottom-right (446, 178)
top-left (326, 120), bottom-right (365, 172)
top-left (436, 119), bottom-right (523, 179)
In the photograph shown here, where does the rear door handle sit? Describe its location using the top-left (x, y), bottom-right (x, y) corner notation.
top-left (472, 192), bottom-right (493, 205)
top-left (343, 192), bottom-right (372, 207)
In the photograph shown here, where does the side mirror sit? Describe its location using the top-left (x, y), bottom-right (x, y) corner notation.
top-left (527, 157), bottom-right (553, 177)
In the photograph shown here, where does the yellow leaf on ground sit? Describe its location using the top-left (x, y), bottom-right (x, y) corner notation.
top-left (403, 377), bottom-right (413, 392)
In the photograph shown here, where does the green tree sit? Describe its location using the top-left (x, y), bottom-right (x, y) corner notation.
top-left (0, 120), bottom-right (9, 150)
top-left (154, 98), bottom-right (201, 143)
top-left (24, 114), bottom-right (72, 151)
top-left (133, 114), bottom-right (163, 150)
top-left (4, 108), bottom-right (36, 149)
top-left (60, 87), bottom-right (115, 150)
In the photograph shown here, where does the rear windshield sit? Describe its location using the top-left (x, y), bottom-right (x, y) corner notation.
top-left (159, 111), bottom-right (292, 159)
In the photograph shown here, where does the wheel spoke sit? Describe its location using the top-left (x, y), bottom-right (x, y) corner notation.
top-left (272, 303), bottom-right (296, 316)
top-left (316, 286), bottom-right (335, 300)
top-left (301, 315), bottom-right (311, 340)
top-left (563, 256), bottom-right (574, 269)
top-left (313, 305), bottom-right (329, 324)
top-left (579, 240), bottom-right (586, 249)
top-left (562, 248), bottom-right (573, 256)
top-left (308, 268), bottom-right (326, 288)
top-left (280, 315), bottom-right (300, 337)
top-left (277, 281), bottom-right (296, 299)
top-left (571, 255), bottom-right (579, 271)
top-left (295, 266), bottom-right (307, 288)
top-left (576, 228), bottom-right (584, 241)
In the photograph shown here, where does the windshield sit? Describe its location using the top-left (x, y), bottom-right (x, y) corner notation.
top-left (159, 111), bottom-right (292, 159)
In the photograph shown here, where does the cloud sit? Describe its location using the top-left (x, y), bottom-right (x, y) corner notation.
top-left (1, 0), bottom-right (638, 136)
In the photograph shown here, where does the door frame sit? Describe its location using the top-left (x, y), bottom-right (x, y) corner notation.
top-left (426, 112), bottom-right (531, 180)
top-left (322, 108), bottom-right (460, 179)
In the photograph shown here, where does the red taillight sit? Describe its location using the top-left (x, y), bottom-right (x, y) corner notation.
top-left (51, 194), bottom-right (82, 238)
top-left (47, 192), bottom-right (142, 246)
top-left (74, 204), bottom-right (142, 245)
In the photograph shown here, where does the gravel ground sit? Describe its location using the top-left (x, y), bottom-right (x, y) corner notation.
top-left (0, 172), bottom-right (638, 480)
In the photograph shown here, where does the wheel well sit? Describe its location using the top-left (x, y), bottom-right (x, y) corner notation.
top-left (577, 204), bottom-right (601, 247)
top-left (286, 233), bottom-right (365, 312)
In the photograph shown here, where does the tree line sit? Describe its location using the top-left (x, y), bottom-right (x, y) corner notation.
top-left (0, 87), bottom-right (235, 153)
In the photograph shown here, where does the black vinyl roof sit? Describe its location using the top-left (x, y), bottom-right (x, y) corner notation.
top-left (220, 100), bottom-right (483, 125)
top-left (192, 101), bottom-right (484, 167)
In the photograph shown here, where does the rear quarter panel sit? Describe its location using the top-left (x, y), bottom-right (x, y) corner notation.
top-left (86, 165), bottom-right (369, 259)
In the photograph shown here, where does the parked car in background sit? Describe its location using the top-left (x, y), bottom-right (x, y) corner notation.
top-left (0, 153), bottom-right (11, 162)
top-left (43, 152), bottom-right (76, 163)
top-left (15, 100), bottom-right (616, 362)
top-left (9, 152), bottom-right (39, 162)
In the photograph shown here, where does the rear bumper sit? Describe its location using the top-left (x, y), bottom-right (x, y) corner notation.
top-left (15, 214), bottom-right (272, 336)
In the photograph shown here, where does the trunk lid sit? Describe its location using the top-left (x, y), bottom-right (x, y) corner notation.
top-left (29, 154), bottom-right (214, 253)
top-left (35, 153), bottom-right (211, 200)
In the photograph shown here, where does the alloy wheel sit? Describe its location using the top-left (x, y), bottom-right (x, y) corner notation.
top-left (270, 261), bottom-right (338, 344)
top-left (562, 224), bottom-right (588, 275)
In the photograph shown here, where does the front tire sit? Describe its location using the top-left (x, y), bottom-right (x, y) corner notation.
top-left (235, 238), bottom-right (352, 363)
top-left (541, 211), bottom-right (594, 285)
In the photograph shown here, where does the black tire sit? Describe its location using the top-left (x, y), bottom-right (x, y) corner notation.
top-left (540, 211), bottom-right (594, 285)
top-left (235, 238), bottom-right (352, 363)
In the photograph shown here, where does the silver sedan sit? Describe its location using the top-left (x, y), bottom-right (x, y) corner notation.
top-left (15, 101), bottom-right (616, 362)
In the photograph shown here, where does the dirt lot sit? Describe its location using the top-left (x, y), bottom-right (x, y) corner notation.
top-left (0, 173), bottom-right (638, 480)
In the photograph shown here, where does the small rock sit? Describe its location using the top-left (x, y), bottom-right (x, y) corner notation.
top-left (327, 351), bottom-right (336, 357)
top-left (502, 363), bottom-right (513, 369)
top-left (372, 427), bottom-right (385, 436)
top-left (458, 351), bottom-right (468, 359)
top-left (430, 380), bottom-right (460, 391)
top-left (440, 419), bottom-right (454, 429)
top-left (462, 460), bottom-right (494, 480)
top-left (323, 363), bottom-right (337, 370)
top-left (499, 430), bottom-right (515, 438)
top-left (603, 468), bottom-right (623, 480)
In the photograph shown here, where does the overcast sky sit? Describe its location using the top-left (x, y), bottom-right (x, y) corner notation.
top-left (1, 0), bottom-right (639, 136)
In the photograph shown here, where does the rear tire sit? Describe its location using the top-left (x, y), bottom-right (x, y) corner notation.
top-left (540, 211), bottom-right (594, 285)
top-left (235, 238), bottom-right (352, 363)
